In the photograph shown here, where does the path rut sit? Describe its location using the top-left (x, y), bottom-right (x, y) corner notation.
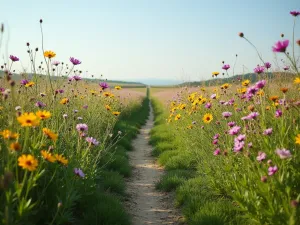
top-left (125, 103), bottom-right (183, 225)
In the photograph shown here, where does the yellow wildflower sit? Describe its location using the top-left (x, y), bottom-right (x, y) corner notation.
top-left (18, 154), bottom-right (38, 171)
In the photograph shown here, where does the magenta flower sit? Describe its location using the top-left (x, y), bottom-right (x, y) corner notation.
top-left (263, 128), bottom-right (273, 135)
top-left (70, 57), bottom-right (81, 65)
top-left (86, 137), bottom-right (99, 146)
top-left (275, 148), bottom-right (291, 159)
top-left (9, 55), bottom-right (19, 62)
top-left (233, 139), bottom-right (244, 152)
top-left (242, 112), bottom-right (259, 120)
top-left (35, 101), bottom-right (46, 108)
top-left (210, 94), bottom-right (217, 99)
top-left (256, 152), bottom-right (267, 162)
top-left (20, 79), bottom-right (29, 85)
top-left (254, 66), bottom-right (265, 74)
top-left (214, 149), bottom-right (221, 155)
top-left (213, 133), bottom-right (220, 139)
top-left (228, 126), bottom-right (241, 135)
top-left (222, 64), bottom-right (230, 70)
top-left (222, 112), bottom-right (232, 118)
top-left (236, 134), bottom-right (246, 142)
top-left (255, 80), bottom-right (266, 89)
top-left (99, 82), bottom-right (109, 90)
top-left (268, 166), bottom-right (278, 176)
top-left (83, 105), bottom-right (88, 109)
top-left (74, 168), bottom-right (85, 178)
top-left (212, 139), bottom-right (218, 145)
top-left (227, 121), bottom-right (236, 127)
top-left (76, 123), bottom-right (88, 132)
top-left (275, 109), bottom-right (282, 118)
top-left (264, 62), bottom-right (271, 69)
top-left (272, 40), bottom-right (289, 53)
top-left (72, 75), bottom-right (82, 81)
top-left (290, 11), bottom-right (300, 17)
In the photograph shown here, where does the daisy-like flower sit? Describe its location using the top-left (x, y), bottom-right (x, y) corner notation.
top-left (44, 51), bottom-right (56, 58)
top-left (205, 102), bottom-right (212, 108)
top-left (203, 113), bottom-right (213, 123)
top-left (54, 154), bottom-right (68, 165)
top-left (86, 137), bottom-right (99, 146)
top-left (214, 148), bottom-right (221, 155)
top-left (210, 94), bottom-right (217, 99)
top-left (76, 123), bottom-right (88, 132)
top-left (25, 81), bottom-right (35, 87)
top-left (254, 66), bottom-right (265, 74)
top-left (242, 80), bottom-right (250, 87)
top-left (72, 75), bottom-right (82, 81)
top-left (52, 61), bottom-right (60, 66)
top-left (115, 86), bottom-right (122, 90)
top-left (74, 168), bottom-right (85, 178)
top-left (70, 57), bottom-right (81, 65)
top-left (99, 82), bottom-right (109, 90)
top-left (112, 111), bottom-right (120, 116)
top-left (227, 121), bottom-right (236, 127)
top-left (0, 130), bottom-right (19, 139)
top-left (174, 114), bottom-right (181, 120)
top-left (222, 64), bottom-right (230, 70)
top-left (268, 166), bottom-right (278, 176)
top-left (20, 79), bottom-right (29, 85)
top-left (212, 71), bottom-right (219, 77)
top-left (275, 109), bottom-right (282, 118)
top-left (60, 98), bottom-right (69, 104)
top-left (228, 126), bottom-right (241, 135)
top-left (221, 83), bottom-right (230, 89)
top-left (290, 10), bottom-right (300, 17)
top-left (256, 152), bottom-right (267, 162)
top-left (263, 128), bottom-right (273, 135)
top-left (264, 62), bottom-right (271, 69)
top-left (105, 105), bottom-right (111, 111)
top-left (41, 150), bottom-right (56, 162)
top-left (294, 77), bottom-right (300, 84)
top-left (296, 134), bottom-right (300, 145)
top-left (42, 128), bottom-right (58, 142)
top-left (275, 148), bottom-right (291, 159)
top-left (36, 110), bottom-right (51, 120)
top-left (9, 55), bottom-right (19, 62)
top-left (10, 142), bottom-right (21, 151)
top-left (222, 112), bottom-right (232, 118)
top-left (18, 154), bottom-right (38, 171)
top-left (272, 40), bottom-right (289, 53)
top-left (255, 80), bottom-right (266, 89)
top-left (17, 112), bottom-right (40, 127)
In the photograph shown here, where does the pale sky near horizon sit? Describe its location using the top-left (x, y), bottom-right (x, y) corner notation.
top-left (1, 0), bottom-right (300, 83)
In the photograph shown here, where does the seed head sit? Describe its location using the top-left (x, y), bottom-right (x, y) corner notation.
top-left (238, 32), bottom-right (244, 38)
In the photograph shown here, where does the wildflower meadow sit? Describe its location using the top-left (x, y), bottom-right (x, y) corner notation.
top-left (150, 10), bottom-right (300, 225)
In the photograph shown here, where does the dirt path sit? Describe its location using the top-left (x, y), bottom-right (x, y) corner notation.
top-left (126, 103), bottom-right (183, 225)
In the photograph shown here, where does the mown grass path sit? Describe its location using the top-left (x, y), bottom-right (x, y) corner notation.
top-left (126, 103), bottom-right (182, 225)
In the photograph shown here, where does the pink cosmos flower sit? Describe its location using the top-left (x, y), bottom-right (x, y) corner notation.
top-left (275, 109), bottom-right (282, 118)
top-left (272, 40), bottom-right (289, 52)
top-left (214, 148), bottom-right (221, 155)
top-left (256, 152), bottom-right (266, 162)
top-left (275, 148), bottom-right (291, 159)
top-left (228, 126), bottom-right (241, 135)
top-left (254, 66), bottom-right (265, 74)
top-left (9, 55), bottom-right (19, 62)
top-left (222, 64), bottom-right (230, 70)
top-left (290, 11), bottom-right (300, 17)
top-left (74, 168), bottom-right (85, 178)
top-left (263, 128), bottom-right (273, 135)
top-left (70, 57), bottom-right (81, 65)
top-left (86, 137), bottom-right (99, 146)
top-left (222, 112), bottom-right (232, 118)
top-left (264, 62), bottom-right (271, 69)
top-left (268, 166), bottom-right (278, 176)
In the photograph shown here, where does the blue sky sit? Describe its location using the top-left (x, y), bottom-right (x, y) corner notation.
top-left (1, 0), bottom-right (300, 83)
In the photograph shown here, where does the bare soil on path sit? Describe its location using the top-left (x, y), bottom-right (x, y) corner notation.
top-left (125, 103), bottom-right (183, 225)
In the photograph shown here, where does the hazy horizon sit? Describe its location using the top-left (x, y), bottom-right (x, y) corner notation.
top-left (1, 0), bottom-right (300, 84)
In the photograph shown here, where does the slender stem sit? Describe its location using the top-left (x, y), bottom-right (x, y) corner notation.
top-left (292, 18), bottom-right (296, 66)
top-left (243, 37), bottom-right (265, 65)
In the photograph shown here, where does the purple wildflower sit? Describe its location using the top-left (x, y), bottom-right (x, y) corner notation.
top-left (233, 140), bottom-right (244, 152)
top-left (275, 109), bottom-right (282, 118)
top-left (58, 89), bottom-right (64, 94)
top-left (222, 112), bottom-right (232, 118)
top-left (255, 80), bottom-right (266, 89)
top-left (228, 121), bottom-right (236, 127)
top-left (74, 168), bottom-right (85, 178)
top-left (228, 126), bottom-right (241, 135)
top-left (254, 66), bottom-right (265, 74)
top-left (76, 123), bottom-right (88, 132)
top-left (263, 128), bottom-right (273, 135)
top-left (272, 40), bottom-right (289, 53)
top-left (20, 79), bottom-right (29, 85)
top-left (268, 166), bottom-right (278, 176)
top-left (35, 101), bottom-right (46, 108)
top-left (228, 98), bottom-right (235, 105)
top-left (86, 137), bottom-right (99, 146)
top-left (264, 62), bottom-right (271, 69)
top-left (212, 139), bottom-right (218, 145)
top-left (214, 149), bottom-right (221, 155)
top-left (213, 133), bottom-right (220, 139)
top-left (236, 134), bottom-right (246, 142)
top-left (256, 152), bottom-right (267, 162)
top-left (210, 94), bottom-right (217, 99)
top-left (275, 148), bottom-right (291, 159)
top-left (290, 10), bottom-right (300, 17)
top-left (70, 57), bottom-right (81, 65)
top-left (72, 75), bottom-right (82, 81)
top-left (222, 64), bottom-right (230, 70)
top-left (205, 102), bottom-right (212, 109)
top-left (9, 55), bottom-right (19, 62)
top-left (99, 82), bottom-right (109, 90)
top-left (83, 105), bottom-right (88, 109)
